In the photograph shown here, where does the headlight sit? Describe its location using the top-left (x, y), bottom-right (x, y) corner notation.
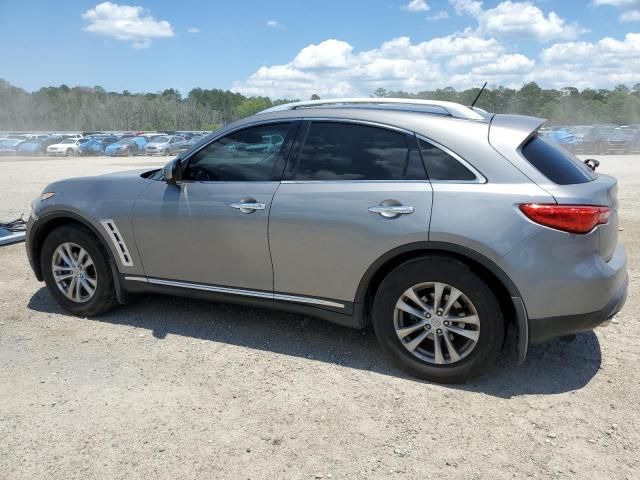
top-left (40, 192), bottom-right (56, 201)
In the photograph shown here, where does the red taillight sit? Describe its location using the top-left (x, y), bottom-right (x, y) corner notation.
top-left (519, 204), bottom-right (611, 234)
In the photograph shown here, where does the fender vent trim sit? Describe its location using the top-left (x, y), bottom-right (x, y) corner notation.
top-left (100, 219), bottom-right (134, 267)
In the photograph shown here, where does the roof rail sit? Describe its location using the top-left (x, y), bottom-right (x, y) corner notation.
top-left (257, 97), bottom-right (486, 121)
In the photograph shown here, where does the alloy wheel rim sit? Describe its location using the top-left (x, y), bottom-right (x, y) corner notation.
top-left (51, 242), bottom-right (97, 303)
top-left (393, 282), bottom-right (480, 365)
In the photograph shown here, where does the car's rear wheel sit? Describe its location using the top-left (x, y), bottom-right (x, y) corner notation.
top-left (66, 149), bottom-right (74, 157)
top-left (127, 147), bottom-right (133, 156)
top-left (372, 256), bottom-right (505, 383)
top-left (41, 225), bottom-right (118, 317)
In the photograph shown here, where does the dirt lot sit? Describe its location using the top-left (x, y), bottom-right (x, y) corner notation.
top-left (1, 155), bottom-right (639, 480)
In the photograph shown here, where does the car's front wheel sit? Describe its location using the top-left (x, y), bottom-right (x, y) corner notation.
top-left (41, 225), bottom-right (119, 317)
top-left (372, 256), bottom-right (505, 383)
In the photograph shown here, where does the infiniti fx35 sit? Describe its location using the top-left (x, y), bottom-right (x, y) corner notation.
top-left (26, 98), bottom-right (628, 383)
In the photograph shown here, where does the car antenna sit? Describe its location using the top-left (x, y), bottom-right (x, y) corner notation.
top-left (470, 81), bottom-right (488, 108)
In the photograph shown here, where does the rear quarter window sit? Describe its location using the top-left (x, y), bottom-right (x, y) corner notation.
top-left (521, 134), bottom-right (596, 185)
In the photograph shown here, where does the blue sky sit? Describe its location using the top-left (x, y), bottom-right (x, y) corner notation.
top-left (0, 0), bottom-right (638, 98)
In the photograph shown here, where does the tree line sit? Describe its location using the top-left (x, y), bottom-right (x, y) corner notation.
top-left (1, 78), bottom-right (640, 132)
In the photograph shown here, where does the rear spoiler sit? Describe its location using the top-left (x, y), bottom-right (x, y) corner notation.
top-left (488, 114), bottom-right (546, 153)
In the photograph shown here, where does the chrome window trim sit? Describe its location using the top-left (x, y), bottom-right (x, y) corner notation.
top-left (123, 276), bottom-right (345, 309)
top-left (280, 180), bottom-right (430, 184)
top-left (416, 134), bottom-right (487, 184)
top-left (301, 117), bottom-right (414, 136)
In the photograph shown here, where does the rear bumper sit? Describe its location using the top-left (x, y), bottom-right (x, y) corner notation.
top-left (528, 273), bottom-right (628, 344)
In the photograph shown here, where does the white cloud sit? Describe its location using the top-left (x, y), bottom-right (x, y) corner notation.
top-left (403, 0), bottom-right (430, 12)
top-left (187, 27), bottom-right (200, 33)
top-left (82, 2), bottom-right (174, 49)
top-left (621, 9), bottom-right (640, 20)
top-left (449, 0), bottom-right (483, 15)
top-left (449, 1), bottom-right (585, 41)
top-left (594, 0), bottom-right (640, 21)
top-left (537, 33), bottom-right (640, 88)
top-left (232, 34), bottom-right (536, 98)
top-left (427, 11), bottom-right (450, 21)
top-left (266, 20), bottom-right (285, 29)
top-left (233, 28), bottom-right (640, 98)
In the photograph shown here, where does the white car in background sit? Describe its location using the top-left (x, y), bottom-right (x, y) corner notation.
top-left (46, 138), bottom-right (81, 157)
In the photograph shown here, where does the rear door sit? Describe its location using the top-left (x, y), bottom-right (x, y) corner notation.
top-left (268, 120), bottom-right (433, 308)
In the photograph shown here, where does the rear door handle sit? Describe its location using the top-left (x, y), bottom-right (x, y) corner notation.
top-left (368, 204), bottom-right (414, 218)
top-left (230, 201), bottom-right (266, 214)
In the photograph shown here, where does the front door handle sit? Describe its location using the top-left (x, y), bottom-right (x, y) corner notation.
top-left (368, 204), bottom-right (414, 218)
top-left (230, 201), bottom-right (266, 214)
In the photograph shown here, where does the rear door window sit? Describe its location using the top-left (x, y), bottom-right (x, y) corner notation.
top-left (522, 134), bottom-right (596, 185)
top-left (417, 138), bottom-right (477, 181)
top-left (293, 122), bottom-right (426, 181)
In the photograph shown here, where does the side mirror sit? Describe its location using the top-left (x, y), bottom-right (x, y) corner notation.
top-left (164, 158), bottom-right (182, 185)
top-left (584, 158), bottom-right (600, 171)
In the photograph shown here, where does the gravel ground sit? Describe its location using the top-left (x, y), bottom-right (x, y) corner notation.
top-left (0, 155), bottom-right (638, 480)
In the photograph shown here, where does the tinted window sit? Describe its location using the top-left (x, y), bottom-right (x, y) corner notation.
top-left (294, 122), bottom-right (425, 181)
top-left (418, 138), bottom-right (476, 181)
top-left (521, 134), bottom-right (596, 185)
top-left (184, 122), bottom-right (292, 182)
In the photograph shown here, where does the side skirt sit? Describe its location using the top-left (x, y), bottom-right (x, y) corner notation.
top-left (120, 276), bottom-right (360, 329)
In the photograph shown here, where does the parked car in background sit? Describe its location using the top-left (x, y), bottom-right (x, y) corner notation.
top-left (47, 138), bottom-right (81, 156)
top-left (105, 137), bottom-right (147, 156)
top-left (6, 134), bottom-right (30, 141)
top-left (145, 135), bottom-right (185, 156)
top-left (16, 139), bottom-right (45, 155)
top-left (540, 127), bottom-right (577, 153)
top-left (620, 126), bottom-right (640, 153)
top-left (178, 135), bottom-right (205, 153)
top-left (0, 138), bottom-right (24, 155)
top-left (580, 125), bottom-right (631, 154)
top-left (78, 136), bottom-right (119, 156)
top-left (569, 126), bottom-right (592, 153)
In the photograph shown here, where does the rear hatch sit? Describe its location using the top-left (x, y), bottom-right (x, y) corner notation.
top-left (520, 133), bottom-right (619, 260)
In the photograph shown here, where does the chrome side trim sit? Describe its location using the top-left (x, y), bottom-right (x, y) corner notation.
top-left (123, 276), bottom-right (345, 309)
top-left (273, 293), bottom-right (344, 309)
top-left (100, 219), bottom-right (134, 267)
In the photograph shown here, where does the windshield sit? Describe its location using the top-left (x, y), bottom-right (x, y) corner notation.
top-left (151, 136), bottom-right (169, 143)
top-left (61, 138), bottom-right (76, 144)
top-left (114, 138), bottom-right (135, 145)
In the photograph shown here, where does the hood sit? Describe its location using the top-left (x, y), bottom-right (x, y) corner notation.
top-left (43, 169), bottom-right (150, 200)
top-left (35, 169), bottom-right (152, 220)
top-left (146, 141), bottom-right (169, 147)
top-left (48, 143), bottom-right (73, 149)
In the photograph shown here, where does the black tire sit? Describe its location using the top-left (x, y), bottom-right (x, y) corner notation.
top-left (127, 148), bottom-right (133, 157)
top-left (372, 256), bottom-right (505, 383)
top-left (66, 149), bottom-right (74, 157)
top-left (41, 225), bottom-right (119, 317)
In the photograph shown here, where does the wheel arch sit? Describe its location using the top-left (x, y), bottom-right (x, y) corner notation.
top-left (353, 241), bottom-right (529, 361)
top-left (29, 212), bottom-right (127, 304)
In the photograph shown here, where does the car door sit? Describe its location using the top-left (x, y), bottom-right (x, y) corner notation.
top-left (269, 120), bottom-right (433, 308)
top-left (132, 121), bottom-right (298, 292)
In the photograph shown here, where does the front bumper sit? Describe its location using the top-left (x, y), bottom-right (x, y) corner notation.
top-left (528, 273), bottom-right (628, 344)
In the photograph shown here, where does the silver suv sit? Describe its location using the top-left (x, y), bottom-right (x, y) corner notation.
top-left (26, 98), bottom-right (628, 383)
